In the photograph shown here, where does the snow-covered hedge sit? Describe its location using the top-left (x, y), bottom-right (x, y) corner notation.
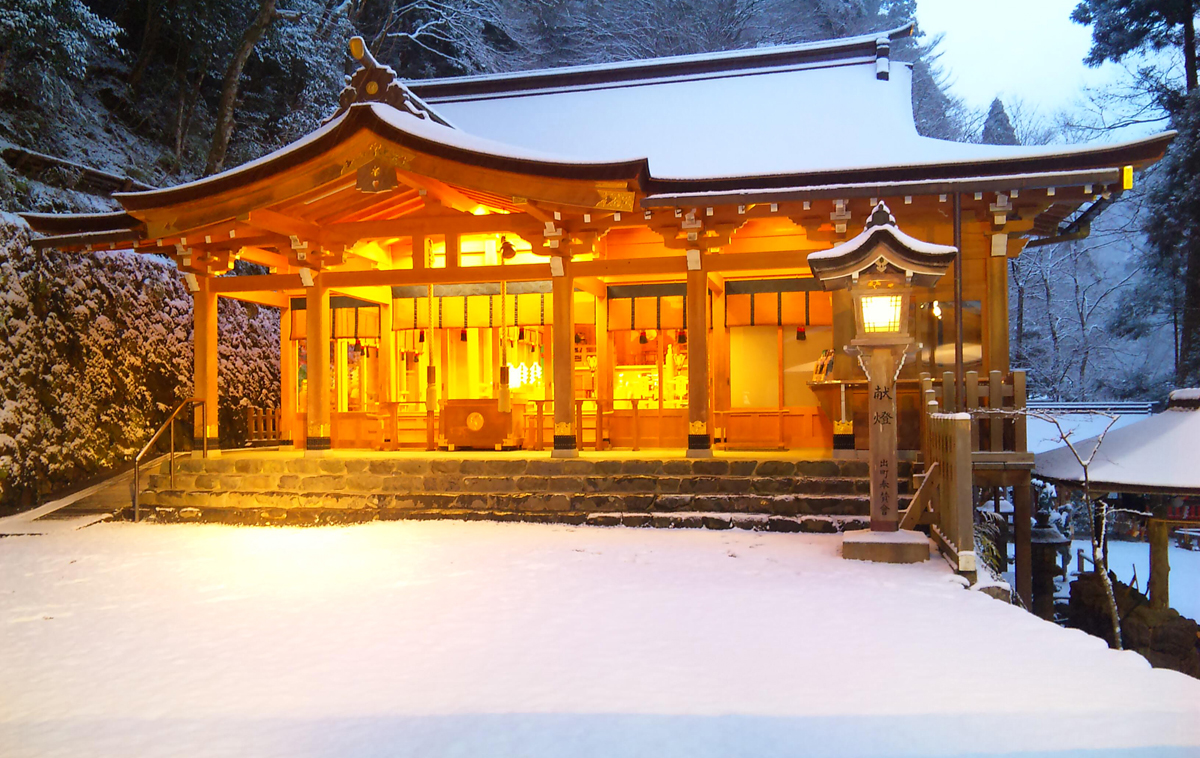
top-left (0, 215), bottom-right (278, 511)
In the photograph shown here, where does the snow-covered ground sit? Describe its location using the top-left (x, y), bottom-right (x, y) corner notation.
top-left (1070, 539), bottom-right (1200, 622)
top-left (3, 522), bottom-right (1200, 758)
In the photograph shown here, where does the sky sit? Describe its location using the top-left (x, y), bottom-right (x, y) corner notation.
top-left (915, 0), bottom-right (1120, 122)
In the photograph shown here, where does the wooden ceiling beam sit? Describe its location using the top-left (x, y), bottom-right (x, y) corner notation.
top-left (396, 168), bottom-right (478, 213)
top-left (241, 208), bottom-right (322, 243)
top-left (322, 215), bottom-right (545, 244)
top-left (237, 246), bottom-right (291, 270)
top-left (218, 289), bottom-right (290, 309)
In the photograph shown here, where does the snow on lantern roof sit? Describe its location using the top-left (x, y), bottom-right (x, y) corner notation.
top-left (806, 202), bottom-right (957, 289)
top-left (1035, 391), bottom-right (1200, 495)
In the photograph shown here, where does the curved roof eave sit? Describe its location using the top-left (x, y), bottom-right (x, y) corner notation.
top-left (21, 210), bottom-right (143, 235)
top-left (112, 104), bottom-right (651, 214)
top-left (643, 131), bottom-right (1176, 195)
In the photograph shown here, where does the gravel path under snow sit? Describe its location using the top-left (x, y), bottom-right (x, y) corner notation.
top-left (2, 521), bottom-right (1199, 757)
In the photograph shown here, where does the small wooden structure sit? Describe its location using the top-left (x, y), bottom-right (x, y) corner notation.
top-left (1036, 389), bottom-right (1200, 612)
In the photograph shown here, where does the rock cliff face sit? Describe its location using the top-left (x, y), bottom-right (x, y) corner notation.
top-left (0, 216), bottom-right (280, 515)
top-left (1070, 572), bottom-right (1200, 678)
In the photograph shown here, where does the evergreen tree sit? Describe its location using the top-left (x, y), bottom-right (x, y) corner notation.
top-left (980, 97), bottom-right (1019, 145)
top-left (0, 0), bottom-right (119, 106)
top-left (1072, 0), bottom-right (1198, 101)
top-left (1074, 0), bottom-right (1200, 384)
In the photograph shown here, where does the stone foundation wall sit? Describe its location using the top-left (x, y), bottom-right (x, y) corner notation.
top-left (132, 456), bottom-right (911, 529)
top-left (1069, 573), bottom-right (1200, 679)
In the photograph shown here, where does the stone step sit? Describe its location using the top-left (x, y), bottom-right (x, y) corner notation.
top-left (136, 488), bottom-right (911, 518)
top-left (144, 471), bottom-right (900, 497)
top-left (160, 456), bottom-right (912, 480)
top-left (124, 502), bottom-right (874, 532)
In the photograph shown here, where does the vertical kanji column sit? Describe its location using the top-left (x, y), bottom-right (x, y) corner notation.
top-left (868, 347), bottom-right (899, 531)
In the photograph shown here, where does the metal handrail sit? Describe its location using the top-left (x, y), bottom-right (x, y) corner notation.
top-left (132, 398), bottom-right (207, 522)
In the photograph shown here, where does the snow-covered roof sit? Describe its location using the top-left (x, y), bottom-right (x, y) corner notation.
top-left (1034, 397), bottom-right (1200, 495)
top-left (111, 102), bottom-right (648, 212)
top-left (409, 38), bottom-right (1173, 183)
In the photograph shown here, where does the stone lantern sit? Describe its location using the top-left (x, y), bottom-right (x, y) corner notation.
top-left (809, 203), bottom-right (957, 553)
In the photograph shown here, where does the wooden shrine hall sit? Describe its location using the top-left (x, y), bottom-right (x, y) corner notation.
top-left (23, 25), bottom-right (1172, 460)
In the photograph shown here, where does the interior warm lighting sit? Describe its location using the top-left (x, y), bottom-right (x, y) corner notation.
top-left (472, 206), bottom-right (488, 216)
top-left (932, 300), bottom-right (943, 320)
top-left (860, 294), bottom-right (903, 333)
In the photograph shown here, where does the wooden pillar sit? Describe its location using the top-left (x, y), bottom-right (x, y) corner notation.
top-left (192, 275), bottom-right (219, 452)
top-left (551, 257), bottom-right (576, 457)
top-left (380, 301), bottom-right (395, 448)
top-left (712, 283), bottom-right (730, 413)
top-left (687, 264), bottom-right (711, 457)
top-left (305, 274), bottom-right (331, 452)
top-left (867, 347), bottom-right (899, 531)
top-left (1149, 518), bottom-right (1170, 611)
top-left (279, 302), bottom-right (295, 444)
top-left (596, 293), bottom-right (610, 404)
top-left (1013, 479), bottom-right (1033, 609)
top-left (985, 233), bottom-right (1010, 374)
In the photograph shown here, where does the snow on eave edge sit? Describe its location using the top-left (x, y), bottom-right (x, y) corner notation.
top-left (642, 130), bottom-right (1176, 188)
top-left (110, 104), bottom-right (651, 214)
top-left (406, 23), bottom-right (914, 98)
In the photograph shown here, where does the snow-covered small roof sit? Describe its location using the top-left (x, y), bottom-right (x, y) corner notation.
top-left (806, 202), bottom-right (957, 289)
top-left (1034, 393), bottom-right (1200, 495)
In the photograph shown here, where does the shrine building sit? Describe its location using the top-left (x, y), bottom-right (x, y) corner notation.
top-left (22, 24), bottom-right (1172, 460)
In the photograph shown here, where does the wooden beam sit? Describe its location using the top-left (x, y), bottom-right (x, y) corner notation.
top-left (323, 262), bottom-right (554, 289)
top-left (238, 246), bottom-right (290, 270)
top-left (322, 215), bottom-right (544, 244)
top-left (396, 168), bottom-right (478, 213)
top-left (210, 273), bottom-right (305, 293)
top-left (573, 276), bottom-right (607, 299)
top-left (242, 208), bottom-right (322, 242)
top-left (218, 290), bottom-right (290, 308)
top-left (899, 462), bottom-right (938, 530)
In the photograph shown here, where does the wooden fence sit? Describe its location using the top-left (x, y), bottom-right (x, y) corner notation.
top-left (925, 412), bottom-right (976, 572)
top-left (245, 406), bottom-right (281, 442)
top-left (919, 369), bottom-right (1027, 456)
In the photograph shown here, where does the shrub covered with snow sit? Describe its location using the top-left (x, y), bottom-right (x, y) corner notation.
top-left (0, 215), bottom-right (277, 512)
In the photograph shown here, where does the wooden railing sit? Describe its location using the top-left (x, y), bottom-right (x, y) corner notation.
top-left (919, 370), bottom-right (1027, 456)
top-left (924, 412), bottom-right (976, 572)
top-left (245, 406), bottom-right (281, 442)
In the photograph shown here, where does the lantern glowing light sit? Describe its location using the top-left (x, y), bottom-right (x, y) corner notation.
top-left (859, 294), bottom-right (903, 334)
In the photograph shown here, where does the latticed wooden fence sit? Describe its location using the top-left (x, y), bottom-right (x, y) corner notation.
top-left (245, 406), bottom-right (281, 442)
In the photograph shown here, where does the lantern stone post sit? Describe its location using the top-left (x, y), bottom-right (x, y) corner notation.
top-left (808, 202), bottom-right (958, 561)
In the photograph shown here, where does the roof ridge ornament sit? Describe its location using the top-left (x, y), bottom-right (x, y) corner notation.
top-left (865, 201), bottom-right (897, 230)
top-left (327, 37), bottom-right (451, 126)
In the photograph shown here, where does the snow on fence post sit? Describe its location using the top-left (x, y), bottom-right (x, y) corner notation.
top-left (927, 412), bottom-right (975, 572)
